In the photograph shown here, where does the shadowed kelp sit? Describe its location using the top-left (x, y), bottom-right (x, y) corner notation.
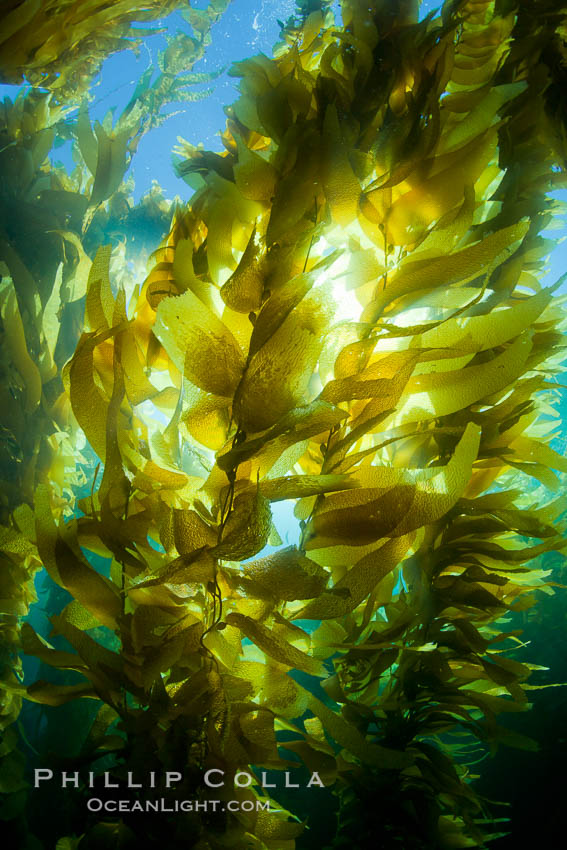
top-left (1, 1), bottom-right (567, 849)
top-left (0, 3), bottom-right (231, 843)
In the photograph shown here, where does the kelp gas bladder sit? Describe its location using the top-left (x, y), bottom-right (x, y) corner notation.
top-left (1, 1), bottom-right (567, 849)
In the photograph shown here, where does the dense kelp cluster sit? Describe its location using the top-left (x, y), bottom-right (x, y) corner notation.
top-left (0, 3), bottom-right (230, 839)
top-left (1, 0), bottom-right (567, 848)
top-left (0, 79), bottom-right (175, 718)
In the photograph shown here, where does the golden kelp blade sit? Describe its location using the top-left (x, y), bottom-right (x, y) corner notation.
top-left (154, 288), bottom-right (245, 397)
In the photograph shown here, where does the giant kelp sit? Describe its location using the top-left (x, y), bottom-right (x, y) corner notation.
top-left (0, 3), bottom-right (230, 839)
top-left (0, 0), bottom-right (230, 104)
top-left (0, 77), bottom-right (176, 722)
top-left (1, 1), bottom-right (567, 849)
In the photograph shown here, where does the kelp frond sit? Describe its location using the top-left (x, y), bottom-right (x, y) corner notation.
top-left (1, 1), bottom-right (566, 849)
top-left (0, 0), bottom-right (230, 103)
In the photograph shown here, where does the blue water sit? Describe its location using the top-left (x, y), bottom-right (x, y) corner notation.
top-left (3, 0), bottom-right (565, 296)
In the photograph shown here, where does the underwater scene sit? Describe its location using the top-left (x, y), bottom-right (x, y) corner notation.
top-left (0, 0), bottom-right (566, 848)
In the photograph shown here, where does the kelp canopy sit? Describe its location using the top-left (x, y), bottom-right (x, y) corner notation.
top-left (0, 0), bottom-right (230, 102)
top-left (0, 1), bottom-right (566, 849)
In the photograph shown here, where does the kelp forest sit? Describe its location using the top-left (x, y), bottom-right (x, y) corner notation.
top-left (0, 0), bottom-right (566, 848)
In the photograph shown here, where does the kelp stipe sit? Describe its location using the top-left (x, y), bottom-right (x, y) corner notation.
top-left (0, 0), bottom-right (566, 848)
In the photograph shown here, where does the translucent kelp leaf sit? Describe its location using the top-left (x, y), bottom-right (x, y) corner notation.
top-left (214, 490), bottom-right (272, 561)
top-left (130, 551), bottom-right (216, 590)
top-left (69, 328), bottom-right (116, 460)
top-left (133, 632), bottom-right (202, 690)
top-left (220, 226), bottom-right (264, 312)
top-left (184, 404), bottom-right (230, 452)
top-left (235, 546), bottom-right (328, 601)
top-left (327, 353), bottom-right (421, 468)
top-left (154, 290), bottom-right (245, 396)
top-left (305, 424), bottom-right (480, 547)
top-left (206, 179), bottom-right (263, 284)
top-left (77, 103), bottom-right (98, 175)
top-left (415, 287), bottom-right (553, 352)
top-left (96, 339), bottom-right (130, 519)
top-left (250, 665), bottom-right (310, 719)
top-left (407, 185), bottom-right (477, 264)
top-left (266, 137), bottom-right (320, 245)
top-left (392, 423), bottom-right (481, 535)
top-left (21, 623), bottom-right (86, 672)
top-left (394, 334), bottom-right (532, 424)
top-left (0, 527), bottom-right (36, 559)
top-left (120, 330), bottom-right (157, 406)
top-left (54, 229), bottom-right (93, 303)
top-left (217, 400), bottom-right (347, 471)
top-left (257, 86), bottom-right (293, 142)
top-left (302, 9), bottom-right (324, 49)
top-left (234, 139), bottom-right (278, 201)
top-left (322, 350), bottom-right (420, 403)
top-left (464, 537), bottom-right (566, 565)
top-left (451, 505), bottom-right (557, 540)
top-left (365, 222), bottom-right (529, 320)
top-left (226, 613), bottom-right (324, 676)
top-left (247, 270), bottom-right (315, 358)
top-left (307, 693), bottom-right (412, 769)
top-left (0, 283), bottom-right (41, 414)
top-left (333, 337), bottom-right (383, 380)
top-left (254, 809), bottom-right (304, 841)
top-left (50, 614), bottom-right (122, 681)
top-left (299, 537), bottom-right (409, 619)
top-left (282, 740), bottom-right (337, 786)
top-left (59, 600), bottom-right (100, 631)
top-left (503, 459), bottom-right (559, 491)
top-left (85, 245), bottom-right (115, 331)
top-left (35, 486), bottom-right (122, 629)
top-left (322, 104), bottom-right (360, 227)
top-left (42, 266), bottom-right (64, 376)
top-left (130, 456), bottom-right (189, 492)
top-left (385, 129), bottom-right (497, 246)
top-left (257, 474), bottom-right (356, 501)
top-left (207, 198), bottom-right (240, 284)
top-left (239, 707), bottom-right (277, 750)
top-left (131, 605), bottom-right (191, 652)
top-left (441, 83), bottom-right (525, 152)
top-left (90, 119), bottom-right (136, 208)
top-left (171, 237), bottom-right (216, 309)
top-left (173, 509), bottom-right (217, 555)
top-left (508, 436), bottom-right (567, 474)
top-left (237, 290), bottom-right (333, 432)
top-left (25, 681), bottom-right (97, 706)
